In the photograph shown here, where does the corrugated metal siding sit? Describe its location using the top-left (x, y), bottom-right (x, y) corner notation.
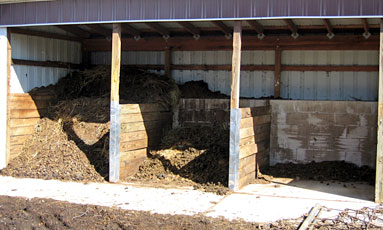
top-left (281, 50), bottom-right (379, 101)
top-left (90, 50), bottom-right (379, 101)
top-left (0, 0), bottom-right (382, 27)
top-left (10, 33), bottom-right (81, 93)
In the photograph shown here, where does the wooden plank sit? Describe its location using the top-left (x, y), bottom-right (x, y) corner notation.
top-left (10, 118), bottom-right (40, 128)
top-left (230, 21), bottom-right (242, 109)
top-left (240, 115), bottom-right (271, 129)
top-left (120, 154), bottom-right (147, 179)
top-left (274, 48), bottom-right (281, 98)
top-left (111, 24), bottom-right (121, 103)
top-left (9, 99), bottom-right (49, 110)
top-left (239, 170), bottom-right (256, 188)
top-left (120, 148), bottom-right (147, 162)
top-left (120, 104), bottom-right (168, 114)
top-left (240, 106), bottom-right (270, 119)
top-left (120, 136), bottom-right (161, 152)
top-left (239, 154), bottom-right (255, 170)
top-left (240, 124), bottom-right (270, 140)
top-left (12, 59), bottom-right (81, 69)
top-left (239, 141), bottom-right (267, 159)
top-left (10, 135), bottom-right (30, 146)
top-left (120, 112), bottom-right (172, 123)
top-left (9, 94), bottom-right (54, 101)
top-left (9, 144), bottom-right (24, 158)
top-left (121, 120), bottom-right (171, 133)
top-left (240, 132), bottom-right (270, 146)
top-left (120, 130), bottom-right (148, 143)
top-left (239, 160), bottom-right (256, 178)
top-left (376, 19), bottom-right (383, 204)
top-left (10, 126), bottom-right (34, 136)
top-left (10, 109), bottom-right (44, 119)
top-left (282, 65), bottom-right (379, 72)
top-left (6, 30), bottom-right (11, 166)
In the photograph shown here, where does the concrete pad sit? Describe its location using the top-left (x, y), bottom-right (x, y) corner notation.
top-left (0, 176), bottom-right (378, 223)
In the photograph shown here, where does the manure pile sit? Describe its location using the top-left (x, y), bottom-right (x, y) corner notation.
top-left (1, 67), bottom-right (180, 183)
top-left (128, 124), bottom-right (230, 195)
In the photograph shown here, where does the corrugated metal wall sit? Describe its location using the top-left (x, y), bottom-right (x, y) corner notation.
top-left (91, 50), bottom-right (379, 101)
top-left (10, 31), bottom-right (81, 93)
top-left (281, 50), bottom-right (379, 101)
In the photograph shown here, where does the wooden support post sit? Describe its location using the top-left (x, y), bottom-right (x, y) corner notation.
top-left (0, 28), bottom-right (9, 169)
top-left (376, 19), bottom-right (383, 203)
top-left (229, 21), bottom-right (242, 191)
top-left (274, 48), bottom-right (281, 98)
top-left (109, 24), bottom-right (122, 183)
top-left (6, 29), bottom-right (11, 167)
top-left (165, 47), bottom-right (171, 78)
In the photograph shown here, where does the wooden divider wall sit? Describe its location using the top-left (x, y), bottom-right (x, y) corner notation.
top-left (238, 104), bottom-right (271, 188)
top-left (9, 93), bottom-right (54, 160)
top-left (119, 104), bottom-right (172, 179)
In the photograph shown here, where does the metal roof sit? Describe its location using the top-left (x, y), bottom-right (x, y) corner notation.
top-left (0, 0), bottom-right (382, 27)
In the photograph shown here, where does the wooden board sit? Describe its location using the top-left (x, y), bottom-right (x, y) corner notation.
top-left (239, 154), bottom-right (256, 170)
top-left (239, 141), bottom-right (267, 159)
top-left (120, 148), bottom-right (147, 162)
top-left (10, 126), bottom-right (34, 136)
top-left (121, 120), bottom-right (171, 133)
top-left (10, 118), bottom-right (40, 128)
top-left (10, 135), bottom-right (30, 146)
top-left (120, 130), bottom-right (149, 142)
top-left (240, 106), bottom-right (271, 119)
top-left (9, 99), bottom-right (50, 110)
top-left (240, 124), bottom-right (270, 140)
top-left (240, 115), bottom-right (271, 129)
top-left (120, 136), bottom-right (161, 152)
top-left (239, 159), bottom-right (256, 177)
top-left (120, 104), bottom-right (168, 114)
top-left (239, 170), bottom-right (256, 188)
top-left (10, 109), bottom-right (45, 119)
top-left (120, 155), bottom-right (147, 179)
top-left (239, 132), bottom-right (270, 146)
top-left (376, 19), bottom-right (383, 203)
top-left (9, 94), bottom-right (54, 101)
top-left (121, 112), bottom-right (172, 123)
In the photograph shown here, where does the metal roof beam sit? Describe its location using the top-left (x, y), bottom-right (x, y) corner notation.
top-left (322, 19), bottom-right (334, 39)
top-left (85, 24), bottom-right (112, 37)
top-left (212, 21), bottom-right (232, 38)
top-left (145, 23), bottom-right (170, 39)
top-left (283, 19), bottom-right (299, 38)
top-left (362, 18), bottom-right (371, 39)
top-left (55, 25), bottom-right (91, 38)
top-left (177, 22), bottom-right (200, 39)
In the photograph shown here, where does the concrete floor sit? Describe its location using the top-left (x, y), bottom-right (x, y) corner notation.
top-left (0, 176), bottom-right (378, 223)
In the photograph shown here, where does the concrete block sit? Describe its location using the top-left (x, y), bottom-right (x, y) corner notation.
top-left (334, 114), bottom-right (360, 126)
top-left (270, 147), bottom-right (296, 165)
top-left (307, 135), bottom-right (333, 150)
top-left (346, 126), bottom-right (369, 139)
top-left (307, 113), bottom-right (335, 126)
top-left (297, 148), bottom-right (345, 163)
top-left (344, 152), bottom-right (362, 167)
top-left (333, 137), bottom-right (361, 153)
top-left (285, 113), bottom-right (309, 125)
top-left (358, 114), bottom-right (377, 127)
top-left (270, 100), bottom-right (297, 113)
top-left (361, 150), bottom-right (376, 169)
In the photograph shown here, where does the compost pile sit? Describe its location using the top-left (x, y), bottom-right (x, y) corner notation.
top-left (264, 161), bottom-right (375, 185)
top-left (179, 81), bottom-right (229, 99)
top-left (0, 67), bottom-right (180, 182)
top-left (128, 124), bottom-right (230, 195)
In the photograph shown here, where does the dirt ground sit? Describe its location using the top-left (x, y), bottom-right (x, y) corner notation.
top-left (1, 196), bottom-right (382, 230)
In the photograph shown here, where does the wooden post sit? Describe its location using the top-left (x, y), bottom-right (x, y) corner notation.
top-left (274, 48), bottom-right (281, 98)
top-left (229, 21), bottom-right (242, 191)
top-left (376, 19), bottom-right (383, 203)
top-left (165, 47), bottom-right (171, 78)
top-left (0, 28), bottom-right (9, 169)
top-left (6, 29), bottom-right (11, 166)
top-left (109, 24), bottom-right (122, 183)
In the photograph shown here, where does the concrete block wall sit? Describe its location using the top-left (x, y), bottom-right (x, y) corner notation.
top-left (270, 100), bottom-right (377, 168)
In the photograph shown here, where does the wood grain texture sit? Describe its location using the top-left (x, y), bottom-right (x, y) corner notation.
top-left (110, 24), bottom-right (121, 102)
top-left (230, 21), bottom-right (242, 109)
top-left (240, 115), bottom-right (271, 129)
top-left (120, 104), bottom-right (167, 114)
top-left (120, 112), bottom-right (172, 123)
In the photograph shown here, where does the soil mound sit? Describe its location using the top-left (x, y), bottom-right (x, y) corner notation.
top-left (179, 81), bottom-right (228, 99)
top-left (264, 161), bottom-right (375, 184)
top-left (128, 124), bottom-right (230, 195)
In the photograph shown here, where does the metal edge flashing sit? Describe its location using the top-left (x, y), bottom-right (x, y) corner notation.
top-left (109, 101), bottom-right (121, 183)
